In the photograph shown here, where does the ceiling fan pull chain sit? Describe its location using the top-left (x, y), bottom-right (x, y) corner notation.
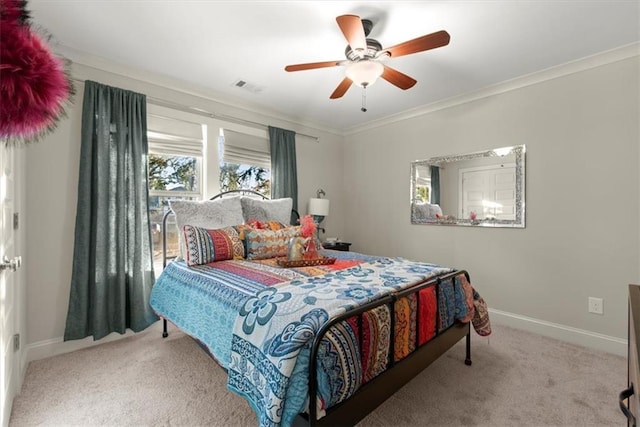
top-left (361, 86), bottom-right (367, 112)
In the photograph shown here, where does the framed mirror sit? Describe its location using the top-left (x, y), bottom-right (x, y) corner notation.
top-left (410, 145), bottom-right (525, 228)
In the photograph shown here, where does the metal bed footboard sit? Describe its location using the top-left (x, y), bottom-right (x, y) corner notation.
top-left (303, 269), bottom-right (472, 426)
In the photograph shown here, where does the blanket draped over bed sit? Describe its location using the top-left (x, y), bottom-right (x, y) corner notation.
top-left (226, 257), bottom-right (476, 427)
top-left (150, 252), bottom-right (490, 427)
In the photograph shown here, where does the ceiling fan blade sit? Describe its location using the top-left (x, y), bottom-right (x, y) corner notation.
top-left (381, 65), bottom-right (417, 90)
top-left (336, 14), bottom-right (366, 52)
top-left (385, 30), bottom-right (450, 58)
top-left (285, 60), bottom-right (342, 72)
top-left (330, 77), bottom-right (353, 99)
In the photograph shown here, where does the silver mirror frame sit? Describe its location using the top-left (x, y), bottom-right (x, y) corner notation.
top-left (410, 145), bottom-right (526, 228)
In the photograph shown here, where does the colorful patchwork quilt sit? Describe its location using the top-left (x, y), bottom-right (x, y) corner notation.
top-left (226, 257), bottom-right (457, 427)
top-left (150, 251), bottom-right (490, 427)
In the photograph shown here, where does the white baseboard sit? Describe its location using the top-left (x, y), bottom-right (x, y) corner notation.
top-left (26, 312), bottom-right (626, 363)
top-left (26, 329), bottom-right (139, 362)
top-left (489, 308), bottom-right (627, 357)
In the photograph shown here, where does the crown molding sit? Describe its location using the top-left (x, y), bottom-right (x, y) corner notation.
top-left (56, 45), bottom-right (341, 139)
top-left (57, 42), bottom-right (639, 139)
top-left (344, 42), bottom-right (640, 136)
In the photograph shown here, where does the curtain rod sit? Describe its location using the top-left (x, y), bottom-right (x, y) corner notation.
top-left (72, 78), bottom-right (319, 142)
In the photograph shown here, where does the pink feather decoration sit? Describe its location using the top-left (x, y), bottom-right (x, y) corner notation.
top-left (299, 214), bottom-right (317, 238)
top-left (0, 0), bottom-right (74, 145)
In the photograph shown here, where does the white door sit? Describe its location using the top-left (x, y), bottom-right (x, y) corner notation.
top-left (1, 143), bottom-right (21, 427)
top-left (459, 164), bottom-right (516, 220)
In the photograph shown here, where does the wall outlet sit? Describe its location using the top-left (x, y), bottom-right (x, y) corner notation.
top-left (588, 297), bottom-right (603, 315)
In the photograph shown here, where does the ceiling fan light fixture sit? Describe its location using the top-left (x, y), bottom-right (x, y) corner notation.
top-left (284, 14), bottom-right (450, 99)
top-left (346, 60), bottom-right (383, 88)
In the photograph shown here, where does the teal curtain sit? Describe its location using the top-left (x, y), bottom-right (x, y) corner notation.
top-left (64, 81), bottom-right (157, 341)
top-left (430, 165), bottom-right (440, 205)
top-left (268, 126), bottom-right (298, 213)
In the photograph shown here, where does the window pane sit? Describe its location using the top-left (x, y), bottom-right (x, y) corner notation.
top-left (219, 163), bottom-right (271, 197)
top-left (149, 154), bottom-right (199, 193)
top-left (416, 185), bottom-right (430, 203)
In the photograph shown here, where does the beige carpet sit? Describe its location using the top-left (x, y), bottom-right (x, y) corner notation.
top-left (9, 321), bottom-right (626, 426)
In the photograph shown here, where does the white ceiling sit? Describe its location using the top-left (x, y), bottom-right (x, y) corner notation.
top-left (29, 1), bottom-right (640, 132)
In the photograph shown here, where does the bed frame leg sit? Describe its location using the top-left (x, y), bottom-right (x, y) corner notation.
top-left (464, 326), bottom-right (472, 366)
top-left (162, 318), bottom-right (168, 338)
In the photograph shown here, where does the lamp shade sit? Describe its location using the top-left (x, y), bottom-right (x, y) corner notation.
top-left (308, 198), bottom-right (330, 217)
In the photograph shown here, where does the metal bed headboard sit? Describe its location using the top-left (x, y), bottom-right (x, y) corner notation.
top-left (161, 189), bottom-right (300, 268)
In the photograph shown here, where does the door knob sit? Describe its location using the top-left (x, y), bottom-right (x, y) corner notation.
top-left (0, 255), bottom-right (21, 272)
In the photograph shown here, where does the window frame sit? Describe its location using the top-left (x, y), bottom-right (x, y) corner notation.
top-left (146, 105), bottom-right (210, 271)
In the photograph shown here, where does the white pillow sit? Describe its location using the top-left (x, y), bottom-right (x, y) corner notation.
top-left (413, 203), bottom-right (430, 219)
top-left (430, 203), bottom-right (443, 218)
top-left (413, 202), bottom-right (443, 219)
top-left (170, 197), bottom-right (244, 258)
top-left (240, 197), bottom-right (293, 224)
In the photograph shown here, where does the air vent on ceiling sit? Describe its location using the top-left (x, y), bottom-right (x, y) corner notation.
top-left (232, 79), bottom-right (265, 94)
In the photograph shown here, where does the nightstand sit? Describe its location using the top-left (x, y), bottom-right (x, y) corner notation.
top-left (322, 241), bottom-right (351, 252)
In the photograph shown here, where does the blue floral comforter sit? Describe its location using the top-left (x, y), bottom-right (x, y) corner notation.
top-left (226, 257), bottom-right (453, 427)
top-left (149, 250), bottom-right (378, 366)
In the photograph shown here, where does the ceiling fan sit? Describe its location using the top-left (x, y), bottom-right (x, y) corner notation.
top-left (284, 14), bottom-right (450, 100)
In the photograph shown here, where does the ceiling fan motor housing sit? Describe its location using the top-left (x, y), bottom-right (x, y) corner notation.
top-left (361, 19), bottom-right (373, 36)
top-left (345, 38), bottom-right (383, 61)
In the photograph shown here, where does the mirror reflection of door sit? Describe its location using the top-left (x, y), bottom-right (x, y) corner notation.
top-left (459, 164), bottom-right (516, 220)
top-left (410, 145), bottom-right (525, 227)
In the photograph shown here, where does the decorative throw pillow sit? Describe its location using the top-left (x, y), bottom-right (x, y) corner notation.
top-left (233, 221), bottom-right (288, 257)
top-left (182, 225), bottom-right (244, 266)
top-left (170, 197), bottom-right (244, 258)
top-left (246, 219), bottom-right (288, 231)
top-left (245, 226), bottom-right (301, 260)
top-left (240, 197), bottom-right (293, 225)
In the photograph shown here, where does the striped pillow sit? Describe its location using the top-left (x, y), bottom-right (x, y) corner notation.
top-left (182, 225), bottom-right (244, 266)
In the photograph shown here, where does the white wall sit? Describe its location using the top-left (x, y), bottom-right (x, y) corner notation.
top-left (343, 53), bottom-right (639, 355)
top-left (24, 62), bottom-right (346, 358)
top-left (23, 48), bottom-right (638, 360)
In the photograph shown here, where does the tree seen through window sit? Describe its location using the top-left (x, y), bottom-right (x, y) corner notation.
top-left (219, 163), bottom-right (270, 197)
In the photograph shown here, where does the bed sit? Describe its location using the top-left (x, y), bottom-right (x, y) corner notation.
top-left (150, 190), bottom-right (491, 427)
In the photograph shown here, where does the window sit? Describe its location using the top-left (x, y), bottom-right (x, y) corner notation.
top-left (219, 128), bottom-right (270, 197)
top-left (147, 111), bottom-right (205, 269)
top-left (413, 163), bottom-right (432, 203)
top-left (145, 106), bottom-right (275, 272)
top-left (416, 185), bottom-right (430, 203)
